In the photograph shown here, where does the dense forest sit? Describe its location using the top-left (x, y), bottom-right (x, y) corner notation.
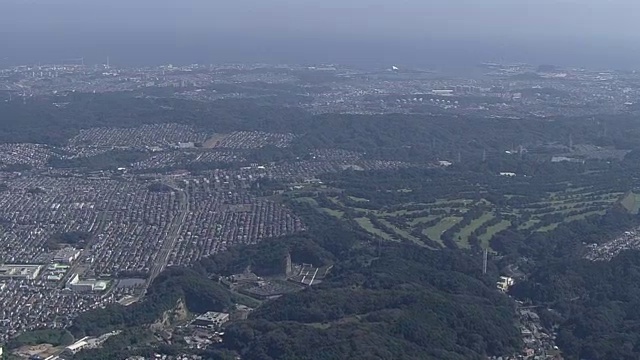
top-left (0, 94), bottom-right (308, 146)
top-left (5, 92), bottom-right (640, 163)
top-left (221, 245), bottom-right (521, 360)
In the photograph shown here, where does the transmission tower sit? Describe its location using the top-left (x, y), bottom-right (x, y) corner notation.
top-left (482, 249), bottom-right (488, 275)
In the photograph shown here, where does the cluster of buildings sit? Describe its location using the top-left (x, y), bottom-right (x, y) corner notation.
top-left (126, 355), bottom-right (204, 360)
top-left (0, 277), bottom-right (128, 344)
top-left (0, 126), bottom-right (332, 342)
top-left (585, 227), bottom-right (640, 261)
top-left (221, 254), bottom-right (330, 300)
top-left (206, 131), bottom-right (297, 149)
top-left (168, 184), bottom-right (304, 266)
top-left (0, 264), bottom-right (42, 280)
top-left (0, 143), bottom-right (54, 171)
top-left (43, 263), bottom-right (70, 282)
top-left (514, 306), bottom-right (563, 360)
top-left (224, 269), bottom-right (303, 300)
top-left (4, 61), bottom-right (640, 118)
top-left (490, 303), bottom-right (563, 360)
top-left (67, 124), bottom-right (208, 148)
top-left (131, 149), bottom-right (245, 171)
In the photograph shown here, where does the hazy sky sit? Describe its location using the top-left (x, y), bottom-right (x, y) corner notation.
top-left (1, 0), bottom-right (639, 67)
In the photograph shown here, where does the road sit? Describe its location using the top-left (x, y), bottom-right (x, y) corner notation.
top-left (58, 188), bottom-right (119, 288)
top-left (145, 184), bottom-right (190, 288)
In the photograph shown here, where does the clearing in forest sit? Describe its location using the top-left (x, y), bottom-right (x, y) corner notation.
top-left (202, 133), bottom-right (230, 148)
top-left (290, 185), bottom-right (625, 251)
top-left (354, 217), bottom-right (395, 241)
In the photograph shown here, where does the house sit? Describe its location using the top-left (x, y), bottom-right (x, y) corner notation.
top-left (497, 276), bottom-right (515, 292)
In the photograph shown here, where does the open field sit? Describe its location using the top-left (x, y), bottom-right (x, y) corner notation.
top-left (455, 213), bottom-right (495, 248)
top-left (354, 217), bottom-right (395, 241)
top-left (202, 133), bottom-right (230, 148)
top-left (321, 207), bottom-right (345, 218)
top-left (378, 219), bottom-right (427, 247)
top-left (424, 217), bottom-right (462, 246)
top-left (620, 192), bottom-right (640, 214)
top-left (479, 220), bottom-right (511, 248)
top-left (291, 188), bottom-right (626, 251)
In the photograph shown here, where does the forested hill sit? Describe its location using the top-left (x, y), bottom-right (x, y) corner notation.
top-left (4, 92), bottom-right (640, 160)
top-left (0, 94), bottom-right (309, 145)
top-left (221, 246), bottom-right (521, 360)
top-left (212, 206), bottom-right (520, 359)
top-left (203, 208), bottom-right (523, 359)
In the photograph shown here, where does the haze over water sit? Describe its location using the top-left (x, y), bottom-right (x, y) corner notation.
top-left (2, 0), bottom-right (640, 70)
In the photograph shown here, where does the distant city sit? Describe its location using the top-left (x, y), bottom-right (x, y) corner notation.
top-left (2, 60), bottom-right (640, 117)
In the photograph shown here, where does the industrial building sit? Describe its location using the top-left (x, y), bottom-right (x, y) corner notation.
top-left (0, 264), bottom-right (42, 280)
top-left (176, 142), bottom-right (195, 148)
top-left (228, 272), bottom-right (260, 284)
top-left (53, 247), bottom-right (81, 264)
top-left (192, 311), bottom-right (230, 329)
top-left (63, 337), bottom-right (91, 355)
top-left (431, 89), bottom-right (454, 96)
top-left (67, 274), bottom-right (109, 292)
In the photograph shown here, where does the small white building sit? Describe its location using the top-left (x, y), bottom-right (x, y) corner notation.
top-left (497, 276), bottom-right (515, 292)
top-left (177, 142), bottom-right (195, 149)
top-left (64, 337), bottom-right (90, 355)
top-left (432, 89), bottom-right (454, 96)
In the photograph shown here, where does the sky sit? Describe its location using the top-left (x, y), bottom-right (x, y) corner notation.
top-left (1, 0), bottom-right (639, 68)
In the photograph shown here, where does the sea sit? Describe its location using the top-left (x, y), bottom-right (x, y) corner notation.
top-left (1, 32), bottom-right (639, 72)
